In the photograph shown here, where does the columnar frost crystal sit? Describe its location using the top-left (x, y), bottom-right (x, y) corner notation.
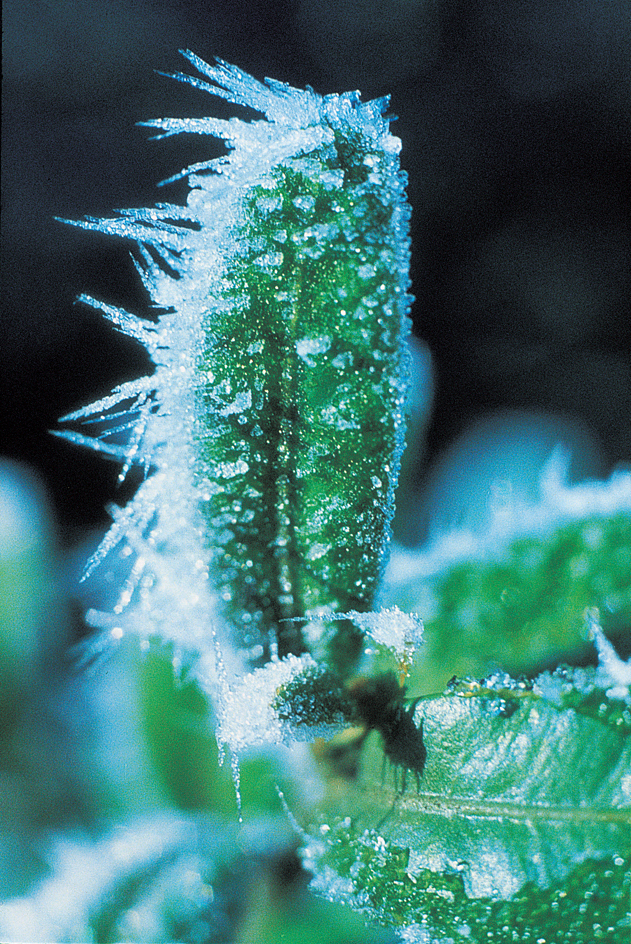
top-left (60, 52), bottom-right (412, 671)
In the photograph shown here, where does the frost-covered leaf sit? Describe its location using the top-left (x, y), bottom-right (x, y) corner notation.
top-left (195, 137), bottom-right (411, 666)
top-left (385, 467), bottom-right (631, 687)
top-left (59, 52), bottom-right (411, 685)
top-left (311, 824), bottom-right (630, 944)
top-left (305, 669), bottom-right (631, 940)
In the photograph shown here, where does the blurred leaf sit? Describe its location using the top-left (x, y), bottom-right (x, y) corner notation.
top-left (0, 460), bottom-right (62, 700)
top-left (138, 640), bottom-right (235, 813)
top-left (387, 511), bottom-right (631, 690)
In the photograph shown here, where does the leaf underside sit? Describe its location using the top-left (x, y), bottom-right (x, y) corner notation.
top-left (309, 675), bottom-right (631, 938)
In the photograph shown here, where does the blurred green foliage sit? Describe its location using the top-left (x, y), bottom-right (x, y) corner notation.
top-left (390, 512), bottom-right (631, 694)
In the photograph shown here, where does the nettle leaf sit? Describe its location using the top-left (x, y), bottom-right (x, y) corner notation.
top-left (306, 670), bottom-right (631, 940)
top-left (311, 824), bottom-right (630, 944)
top-left (385, 468), bottom-right (631, 687)
top-left (196, 135), bottom-right (411, 665)
top-left (58, 52), bottom-right (411, 679)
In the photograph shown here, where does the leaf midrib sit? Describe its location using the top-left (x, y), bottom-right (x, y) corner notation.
top-left (389, 790), bottom-right (631, 824)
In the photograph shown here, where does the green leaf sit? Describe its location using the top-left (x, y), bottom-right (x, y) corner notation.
top-left (387, 511), bottom-right (631, 689)
top-left (314, 823), bottom-right (630, 943)
top-left (307, 671), bottom-right (631, 939)
top-left (196, 140), bottom-right (411, 669)
top-left (138, 640), bottom-right (236, 813)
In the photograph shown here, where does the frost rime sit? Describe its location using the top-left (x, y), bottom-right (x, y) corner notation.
top-left (58, 52), bottom-right (412, 764)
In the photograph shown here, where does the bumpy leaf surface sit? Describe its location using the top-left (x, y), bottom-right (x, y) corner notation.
top-left (59, 53), bottom-right (411, 674)
top-left (196, 143), bottom-right (410, 661)
top-left (308, 672), bottom-right (631, 940)
top-left (386, 498), bottom-right (631, 687)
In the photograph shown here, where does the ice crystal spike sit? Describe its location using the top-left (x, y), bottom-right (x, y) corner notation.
top-left (60, 53), bottom-right (412, 671)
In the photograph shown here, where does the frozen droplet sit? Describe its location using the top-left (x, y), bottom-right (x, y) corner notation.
top-left (253, 251), bottom-right (283, 271)
top-left (296, 336), bottom-right (332, 365)
top-left (331, 352), bottom-right (352, 369)
top-left (255, 194), bottom-right (282, 214)
top-left (306, 543), bottom-right (330, 561)
top-left (357, 262), bottom-right (376, 281)
top-left (318, 169), bottom-right (344, 190)
top-left (218, 390), bottom-right (252, 416)
top-left (215, 459), bottom-right (249, 478)
top-left (292, 194), bottom-right (316, 212)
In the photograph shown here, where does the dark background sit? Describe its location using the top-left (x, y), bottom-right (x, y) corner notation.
top-left (3, 0), bottom-right (631, 551)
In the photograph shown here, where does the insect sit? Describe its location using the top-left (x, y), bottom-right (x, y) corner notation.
top-left (347, 670), bottom-right (427, 792)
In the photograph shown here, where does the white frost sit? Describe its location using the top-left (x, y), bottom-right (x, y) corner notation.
top-left (296, 606), bottom-right (423, 660)
top-left (216, 653), bottom-right (318, 751)
top-left (0, 816), bottom-right (195, 944)
top-left (339, 607), bottom-right (423, 659)
top-left (396, 925), bottom-right (434, 944)
top-left (218, 390), bottom-right (252, 416)
top-left (296, 335), bottom-right (332, 365)
top-left (61, 52), bottom-right (403, 664)
top-left (586, 610), bottom-right (631, 701)
top-left (386, 452), bottom-right (631, 602)
top-left (58, 52), bottom-right (410, 797)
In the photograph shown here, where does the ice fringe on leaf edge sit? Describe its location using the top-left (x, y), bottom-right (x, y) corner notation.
top-left (56, 52), bottom-right (412, 769)
top-left (386, 447), bottom-right (631, 587)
